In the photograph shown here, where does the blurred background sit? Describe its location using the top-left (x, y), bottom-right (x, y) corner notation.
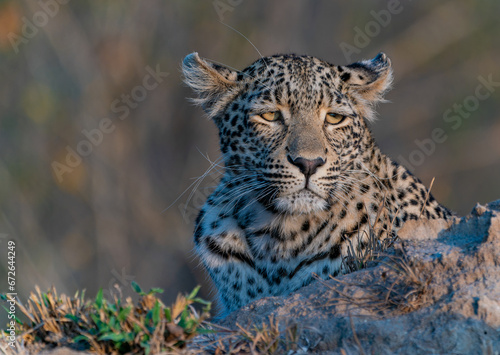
top-left (0, 0), bottom-right (499, 319)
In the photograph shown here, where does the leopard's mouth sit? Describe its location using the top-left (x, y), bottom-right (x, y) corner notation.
top-left (277, 186), bottom-right (326, 200)
top-left (273, 188), bottom-right (329, 214)
top-left (296, 188), bottom-right (324, 199)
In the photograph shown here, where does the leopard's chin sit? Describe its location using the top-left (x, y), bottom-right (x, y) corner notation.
top-left (274, 189), bottom-right (328, 214)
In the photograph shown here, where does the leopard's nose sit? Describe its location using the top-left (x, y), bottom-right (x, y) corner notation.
top-left (287, 155), bottom-right (326, 178)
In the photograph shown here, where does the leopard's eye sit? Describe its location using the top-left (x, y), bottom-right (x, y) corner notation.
top-left (326, 113), bottom-right (346, 125)
top-left (260, 111), bottom-right (282, 122)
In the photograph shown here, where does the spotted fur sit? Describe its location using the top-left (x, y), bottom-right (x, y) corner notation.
top-left (182, 52), bottom-right (453, 315)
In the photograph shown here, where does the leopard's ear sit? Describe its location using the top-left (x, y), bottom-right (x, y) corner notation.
top-left (339, 53), bottom-right (393, 121)
top-left (182, 52), bottom-right (239, 119)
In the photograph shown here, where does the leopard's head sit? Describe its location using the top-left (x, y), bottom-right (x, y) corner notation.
top-left (183, 53), bottom-right (392, 214)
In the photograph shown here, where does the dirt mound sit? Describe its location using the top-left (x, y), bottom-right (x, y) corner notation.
top-left (218, 200), bottom-right (500, 354)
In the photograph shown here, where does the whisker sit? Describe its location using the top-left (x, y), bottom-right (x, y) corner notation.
top-left (195, 181), bottom-right (270, 227)
top-left (161, 156), bottom-right (224, 214)
top-left (218, 21), bottom-right (270, 73)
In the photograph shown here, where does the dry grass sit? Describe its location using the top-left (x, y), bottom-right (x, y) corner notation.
top-left (310, 246), bottom-right (433, 354)
top-left (1, 284), bottom-right (211, 354)
top-left (309, 197), bottom-right (433, 318)
top-left (192, 316), bottom-right (309, 355)
top-left (316, 246), bottom-right (432, 316)
top-left (334, 184), bottom-right (441, 317)
top-left (190, 317), bottom-right (303, 355)
top-left (341, 197), bottom-right (399, 274)
top-left (1, 285), bottom-right (307, 355)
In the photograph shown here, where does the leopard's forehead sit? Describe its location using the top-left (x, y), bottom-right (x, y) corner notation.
top-left (235, 54), bottom-right (346, 111)
top-left (238, 54), bottom-right (339, 85)
top-left (243, 54), bottom-right (332, 72)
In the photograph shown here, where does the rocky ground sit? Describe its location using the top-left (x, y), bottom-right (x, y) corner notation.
top-left (217, 200), bottom-right (500, 354)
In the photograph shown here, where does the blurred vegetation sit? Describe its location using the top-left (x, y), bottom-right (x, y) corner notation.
top-left (0, 0), bottom-right (499, 328)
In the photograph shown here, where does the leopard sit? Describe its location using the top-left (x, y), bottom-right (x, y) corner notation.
top-left (182, 51), bottom-right (453, 315)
